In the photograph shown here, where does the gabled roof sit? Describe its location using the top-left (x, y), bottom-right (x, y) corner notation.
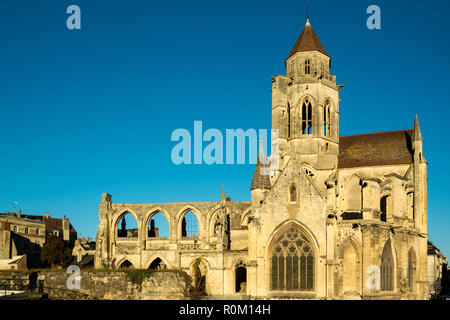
top-left (338, 129), bottom-right (414, 168)
top-left (286, 19), bottom-right (329, 60)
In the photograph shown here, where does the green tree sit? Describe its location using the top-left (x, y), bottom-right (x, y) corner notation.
top-left (41, 235), bottom-right (73, 269)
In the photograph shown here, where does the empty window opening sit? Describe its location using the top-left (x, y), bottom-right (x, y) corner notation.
top-left (148, 212), bottom-right (169, 238)
top-left (380, 195), bottom-right (388, 222)
top-left (304, 59), bottom-right (310, 75)
top-left (25, 227), bottom-right (28, 234)
top-left (117, 212), bottom-right (138, 238)
top-left (289, 185), bottom-right (297, 203)
top-left (324, 101), bottom-right (331, 137)
top-left (182, 210), bottom-right (199, 238)
top-left (235, 263), bottom-right (247, 293)
top-left (303, 167), bottom-right (315, 177)
top-left (119, 260), bottom-right (134, 269)
top-left (149, 257), bottom-right (167, 270)
top-left (301, 99), bottom-right (312, 135)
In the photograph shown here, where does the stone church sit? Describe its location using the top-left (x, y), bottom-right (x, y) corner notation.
top-left (94, 19), bottom-right (428, 300)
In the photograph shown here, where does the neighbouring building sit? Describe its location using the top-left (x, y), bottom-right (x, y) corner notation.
top-left (0, 213), bottom-right (46, 268)
top-left (427, 241), bottom-right (448, 298)
top-left (94, 18), bottom-right (429, 300)
top-left (0, 210), bottom-right (78, 268)
top-left (72, 237), bottom-right (96, 268)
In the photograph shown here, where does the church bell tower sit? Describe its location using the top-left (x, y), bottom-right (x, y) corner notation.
top-left (271, 18), bottom-right (342, 171)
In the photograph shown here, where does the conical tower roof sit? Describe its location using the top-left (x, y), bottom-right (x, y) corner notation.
top-left (250, 142), bottom-right (271, 190)
top-left (286, 19), bottom-right (329, 60)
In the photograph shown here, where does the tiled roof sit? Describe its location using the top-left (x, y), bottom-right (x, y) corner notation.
top-left (286, 19), bottom-right (329, 60)
top-left (338, 129), bottom-right (414, 168)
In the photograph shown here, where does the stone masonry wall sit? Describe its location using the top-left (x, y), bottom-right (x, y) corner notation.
top-left (41, 270), bottom-right (191, 300)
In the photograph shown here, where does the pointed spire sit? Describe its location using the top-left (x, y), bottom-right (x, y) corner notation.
top-left (414, 114), bottom-right (423, 141)
top-left (251, 141), bottom-right (271, 190)
top-left (286, 19), bottom-right (328, 60)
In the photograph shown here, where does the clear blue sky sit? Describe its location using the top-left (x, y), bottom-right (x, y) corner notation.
top-left (1, 0), bottom-right (449, 258)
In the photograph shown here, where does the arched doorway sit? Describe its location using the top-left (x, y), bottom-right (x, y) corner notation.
top-left (235, 261), bottom-right (247, 293)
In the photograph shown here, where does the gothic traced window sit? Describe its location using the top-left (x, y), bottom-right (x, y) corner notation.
top-left (301, 99), bottom-right (312, 135)
top-left (270, 225), bottom-right (314, 291)
top-left (381, 239), bottom-right (394, 291)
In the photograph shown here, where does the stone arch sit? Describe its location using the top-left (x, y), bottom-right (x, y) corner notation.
top-left (208, 207), bottom-right (222, 237)
top-left (116, 258), bottom-right (135, 269)
top-left (144, 254), bottom-right (171, 270)
top-left (380, 237), bottom-right (397, 291)
top-left (340, 237), bottom-right (362, 296)
top-left (240, 207), bottom-right (252, 227)
top-left (267, 220), bottom-right (318, 292)
top-left (112, 209), bottom-right (140, 240)
top-left (176, 206), bottom-right (202, 239)
top-left (142, 208), bottom-right (171, 239)
top-left (189, 258), bottom-right (209, 295)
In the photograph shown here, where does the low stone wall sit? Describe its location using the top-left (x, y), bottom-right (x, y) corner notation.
top-left (41, 270), bottom-right (192, 300)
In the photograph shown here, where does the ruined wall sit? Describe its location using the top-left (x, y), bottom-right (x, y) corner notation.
top-left (41, 270), bottom-right (191, 300)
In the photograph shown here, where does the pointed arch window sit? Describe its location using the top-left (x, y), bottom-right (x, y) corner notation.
top-left (323, 100), bottom-right (331, 137)
top-left (289, 185), bottom-right (297, 203)
top-left (381, 240), bottom-right (394, 291)
top-left (270, 226), bottom-right (314, 291)
top-left (301, 99), bottom-right (312, 135)
top-left (304, 59), bottom-right (310, 75)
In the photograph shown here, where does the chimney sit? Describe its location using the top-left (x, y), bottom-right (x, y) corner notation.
top-left (18, 209), bottom-right (21, 218)
top-left (88, 237), bottom-right (92, 243)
